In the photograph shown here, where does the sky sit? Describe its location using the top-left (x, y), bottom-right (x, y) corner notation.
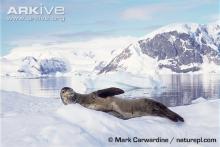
top-left (1, 0), bottom-right (220, 56)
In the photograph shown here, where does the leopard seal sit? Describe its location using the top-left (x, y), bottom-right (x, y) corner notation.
top-left (60, 87), bottom-right (184, 122)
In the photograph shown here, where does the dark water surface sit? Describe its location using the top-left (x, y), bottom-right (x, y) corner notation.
top-left (1, 74), bottom-right (220, 107)
top-left (125, 74), bottom-right (220, 106)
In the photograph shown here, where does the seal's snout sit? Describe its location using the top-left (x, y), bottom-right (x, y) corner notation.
top-left (60, 87), bottom-right (76, 105)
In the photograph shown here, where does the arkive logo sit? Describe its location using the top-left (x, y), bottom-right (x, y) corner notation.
top-left (7, 4), bottom-right (65, 15)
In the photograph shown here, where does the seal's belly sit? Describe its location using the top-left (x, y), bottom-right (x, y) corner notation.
top-left (83, 97), bottom-right (152, 119)
top-left (84, 99), bottom-right (112, 111)
top-left (112, 99), bottom-right (152, 119)
top-left (85, 103), bottom-right (108, 111)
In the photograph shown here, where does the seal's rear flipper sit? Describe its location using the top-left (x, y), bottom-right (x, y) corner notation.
top-left (93, 87), bottom-right (124, 98)
top-left (164, 109), bottom-right (184, 122)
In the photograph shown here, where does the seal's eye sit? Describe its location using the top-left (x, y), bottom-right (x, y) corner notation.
top-left (62, 90), bottom-right (65, 93)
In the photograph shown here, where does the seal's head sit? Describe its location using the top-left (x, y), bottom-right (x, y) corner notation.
top-left (60, 87), bottom-right (77, 105)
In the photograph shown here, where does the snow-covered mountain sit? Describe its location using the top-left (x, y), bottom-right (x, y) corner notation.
top-left (99, 22), bottom-right (220, 74)
top-left (0, 47), bottom-right (119, 77)
top-left (1, 22), bottom-right (220, 77)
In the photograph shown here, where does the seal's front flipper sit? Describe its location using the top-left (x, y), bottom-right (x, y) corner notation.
top-left (93, 87), bottom-right (124, 98)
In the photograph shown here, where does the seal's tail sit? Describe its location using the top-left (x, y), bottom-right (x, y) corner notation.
top-left (163, 108), bottom-right (184, 122)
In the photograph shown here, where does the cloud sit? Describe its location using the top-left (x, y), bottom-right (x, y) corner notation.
top-left (71, 20), bottom-right (117, 26)
top-left (51, 30), bottom-right (117, 40)
top-left (48, 36), bottom-right (138, 50)
top-left (52, 31), bottom-right (108, 39)
top-left (207, 14), bottom-right (220, 22)
top-left (6, 29), bottom-right (118, 47)
top-left (140, 25), bottom-right (163, 32)
top-left (120, 0), bottom-right (218, 21)
top-left (121, 3), bottom-right (170, 21)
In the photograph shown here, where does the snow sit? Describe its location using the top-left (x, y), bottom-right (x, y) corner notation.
top-left (142, 22), bottom-right (219, 42)
top-left (141, 22), bottom-right (220, 55)
top-left (99, 22), bottom-right (220, 75)
top-left (143, 23), bottom-right (200, 39)
top-left (1, 22), bottom-right (220, 77)
top-left (191, 97), bottom-right (207, 104)
top-left (99, 41), bottom-right (162, 76)
top-left (0, 22), bottom-right (220, 78)
top-left (207, 21), bottom-right (220, 43)
top-left (201, 56), bottom-right (220, 73)
top-left (1, 90), bottom-right (219, 147)
top-left (0, 36), bottom-right (137, 77)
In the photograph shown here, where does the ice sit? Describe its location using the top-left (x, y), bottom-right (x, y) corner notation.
top-left (85, 72), bottom-right (162, 91)
top-left (1, 90), bottom-right (219, 147)
top-left (191, 97), bottom-right (207, 104)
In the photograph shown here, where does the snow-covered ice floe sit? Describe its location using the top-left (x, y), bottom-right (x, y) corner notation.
top-left (1, 90), bottom-right (219, 147)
